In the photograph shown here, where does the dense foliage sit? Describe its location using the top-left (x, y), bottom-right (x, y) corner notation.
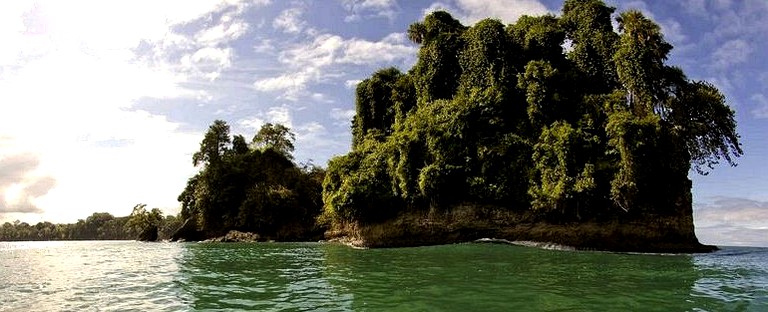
top-left (178, 121), bottom-right (324, 240)
top-left (0, 207), bottom-right (181, 241)
top-left (323, 0), bottom-right (742, 225)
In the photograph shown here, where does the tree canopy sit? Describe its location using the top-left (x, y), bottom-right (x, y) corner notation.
top-left (322, 0), bottom-right (741, 226)
top-left (178, 120), bottom-right (324, 240)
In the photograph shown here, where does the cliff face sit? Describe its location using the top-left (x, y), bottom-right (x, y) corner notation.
top-left (325, 181), bottom-right (714, 253)
top-left (326, 208), bottom-right (713, 253)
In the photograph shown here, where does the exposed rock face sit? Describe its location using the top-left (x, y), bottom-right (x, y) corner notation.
top-left (203, 230), bottom-right (261, 243)
top-left (171, 218), bottom-right (204, 242)
top-left (325, 204), bottom-right (717, 253)
top-left (137, 225), bottom-right (158, 242)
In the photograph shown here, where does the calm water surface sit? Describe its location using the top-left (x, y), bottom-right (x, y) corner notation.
top-left (1, 241), bottom-right (766, 311)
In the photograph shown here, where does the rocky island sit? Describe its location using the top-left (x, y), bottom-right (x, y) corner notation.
top-left (172, 0), bottom-right (741, 253)
top-left (319, 0), bottom-right (740, 253)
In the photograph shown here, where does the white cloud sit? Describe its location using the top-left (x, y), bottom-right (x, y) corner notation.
top-left (681, 0), bottom-right (708, 17)
top-left (711, 39), bottom-right (752, 70)
top-left (338, 33), bottom-right (415, 65)
top-left (253, 38), bottom-right (274, 53)
top-left (345, 79), bottom-right (362, 89)
top-left (293, 121), bottom-right (351, 162)
top-left (660, 19), bottom-right (686, 45)
top-left (330, 108), bottom-right (356, 126)
top-left (253, 0), bottom-right (272, 7)
top-left (195, 19), bottom-right (249, 46)
top-left (0, 0), bottom-right (257, 223)
top-left (751, 94), bottom-right (768, 119)
top-left (705, 1), bottom-right (768, 41)
top-left (342, 0), bottom-right (398, 22)
top-left (694, 197), bottom-right (768, 247)
top-left (181, 47), bottom-right (234, 81)
top-left (265, 105), bottom-right (293, 127)
top-left (0, 154), bottom-right (55, 214)
top-left (273, 7), bottom-right (306, 34)
top-left (311, 93), bottom-right (335, 103)
top-left (254, 32), bottom-right (415, 99)
top-left (240, 105), bottom-right (294, 131)
top-left (254, 72), bottom-right (313, 99)
top-left (425, 0), bottom-right (550, 25)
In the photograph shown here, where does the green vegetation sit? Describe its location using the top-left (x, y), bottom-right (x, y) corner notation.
top-left (176, 121), bottom-right (325, 241)
top-left (0, 208), bottom-right (181, 241)
top-left (321, 0), bottom-right (742, 238)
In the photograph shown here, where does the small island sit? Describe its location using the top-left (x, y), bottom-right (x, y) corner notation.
top-left (317, 1), bottom-right (741, 253)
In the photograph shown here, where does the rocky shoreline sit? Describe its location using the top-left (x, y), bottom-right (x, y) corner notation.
top-left (168, 206), bottom-right (716, 253)
top-left (202, 230), bottom-right (262, 243)
top-left (323, 205), bottom-right (717, 253)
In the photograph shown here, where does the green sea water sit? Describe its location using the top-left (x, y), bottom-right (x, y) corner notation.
top-left (1, 241), bottom-right (766, 311)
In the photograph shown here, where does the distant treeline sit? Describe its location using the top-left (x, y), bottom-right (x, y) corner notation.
top-left (0, 205), bottom-right (181, 241)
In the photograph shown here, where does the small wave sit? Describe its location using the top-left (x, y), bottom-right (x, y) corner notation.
top-left (474, 238), bottom-right (576, 251)
top-left (710, 246), bottom-right (768, 257)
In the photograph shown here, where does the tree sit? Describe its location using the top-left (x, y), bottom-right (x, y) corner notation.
top-left (353, 67), bottom-right (403, 147)
top-left (126, 204), bottom-right (163, 237)
top-left (410, 11), bottom-right (467, 104)
top-left (561, 0), bottom-right (619, 93)
top-left (529, 121), bottom-right (597, 217)
top-left (231, 134), bottom-right (250, 156)
top-left (613, 10), bottom-right (672, 117)
top-left (669, 81), bottom-right (743, 174)
top-left (458, 18), bottom-right (515, 93)
top-left (508, 14), bottom-right (565, 65)
top-left (252, 123), bottom-right (296, 157)
top-left (193, 120), bottom-right (231, 167)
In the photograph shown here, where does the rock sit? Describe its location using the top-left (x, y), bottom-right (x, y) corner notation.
top-left (203, 230), bottom-right (261, 243)
top-left (171, 218), bottom-right (203, 242)
top-left (137, 225), bottom-right (158, 242)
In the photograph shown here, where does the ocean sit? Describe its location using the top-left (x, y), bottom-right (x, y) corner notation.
top-left (1, 241), bottom-right (766, 311)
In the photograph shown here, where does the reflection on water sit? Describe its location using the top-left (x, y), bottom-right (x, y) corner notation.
top-left (1, 241), bottom-right (767, 311)
top-left (0, 241), bottom-right (189, 311)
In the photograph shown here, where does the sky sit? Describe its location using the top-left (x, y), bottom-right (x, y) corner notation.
top-left (0, 0), bottom-right (766, 247)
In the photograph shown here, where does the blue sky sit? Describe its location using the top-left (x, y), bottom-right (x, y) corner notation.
top-left (0, 0), bottom-right (766, 247)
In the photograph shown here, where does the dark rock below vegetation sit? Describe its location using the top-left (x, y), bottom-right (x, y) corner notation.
top-left (171, 218), bottom-right (204, 242)
top-left (137, 225), bottom-right (158, 242)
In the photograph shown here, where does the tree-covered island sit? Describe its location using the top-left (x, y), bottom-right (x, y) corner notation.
top-left (174, 121), bottom-right (326, 242)
top-left (318, 0), bottom-right (741, 253)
